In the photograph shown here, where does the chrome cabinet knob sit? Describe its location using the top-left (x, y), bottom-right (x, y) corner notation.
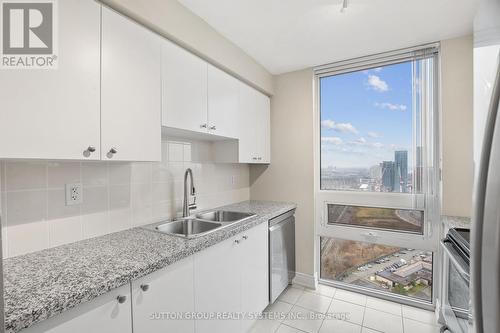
top-left (252, 157), bottom-right (258, 160)
top-left (200, 124), bottom-right (207, 129)
top-left (107, 147), bottom-right (117, 159)
top-left (258, 157), bottom-right (262, 161)
top-left (209, 125), bottom-right (216, 130)
top-left (242, 235), bottom-right (248, 240)
top-left (140, 284), bottom-right (150, 292)
top-left (234, 239), bottom-right (240, 244)
top-left (117, 295), bottom-right (127, 304)
top-left (83, 146), bottom-right (96, 157)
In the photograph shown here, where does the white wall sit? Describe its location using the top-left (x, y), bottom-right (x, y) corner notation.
top-left (0, 139), bottom-right (249, 258)
top-left (440, 36), bottom-right (474, 217)
top-left (250, 69), bottom-right (315, 276)
top-left (100, 0), bottom-right (274, 95)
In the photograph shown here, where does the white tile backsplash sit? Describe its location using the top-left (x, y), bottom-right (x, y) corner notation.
top-left (0, 139), bottom-right (250, 258)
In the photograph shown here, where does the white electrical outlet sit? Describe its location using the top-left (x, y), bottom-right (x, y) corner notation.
top-left (65, 183), bottom-right (83, 206)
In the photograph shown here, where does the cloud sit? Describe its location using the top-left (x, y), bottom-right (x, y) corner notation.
top-left (321, 136), bottom-right (343, 145)
top-left (367, 131), bottom-right (382, 138)
top-left (321, 119), bottom-right (358, 134)
top-left (367, 75), bottom-right (389, 92)
top-left (375, 102), bottom-right (407, 111)
top-left (348, 137), bottom-right (384, 148)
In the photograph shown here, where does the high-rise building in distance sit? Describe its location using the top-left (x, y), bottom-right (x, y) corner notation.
top-left (395, 150), bottom-right (408, 193)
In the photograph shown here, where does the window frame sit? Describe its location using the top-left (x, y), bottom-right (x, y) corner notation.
top-left (313, 43), bottom-right (442, 308)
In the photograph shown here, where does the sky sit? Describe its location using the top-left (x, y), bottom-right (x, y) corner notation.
top-left (320, 61), bottom-right (414, 169)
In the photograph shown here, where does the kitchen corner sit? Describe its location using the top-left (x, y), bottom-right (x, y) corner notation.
top-left (4, 200), bottom-right (296, 333)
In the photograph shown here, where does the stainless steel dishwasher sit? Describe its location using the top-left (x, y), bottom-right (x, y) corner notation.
top-left (269, 209), bottom-right (296, 303)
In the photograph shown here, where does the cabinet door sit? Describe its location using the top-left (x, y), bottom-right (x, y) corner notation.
top-left (194, 236), bottom-right (242, 333)
top-left (162, 40), bottom-right (208, 133)
top-left (207, 65), bottom-right (239, 138)
top-left (101, 7), bottom-right (161, 162)
top-left (22, 285), bottom-right (132, 333)
top-left (240, 222), bottom-right (269, 332)
top-left (0, 0), bottom-right (100, 160)
top-left (132, 257), bottom-right (195, 333)
top-left (238, 83), bottom-right (258, 163)
top-left (255, 92), bottom-right (271, 164)
top-left (238, 83), bottom-right (271, 164)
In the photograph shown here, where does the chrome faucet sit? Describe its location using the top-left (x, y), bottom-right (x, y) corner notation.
top-left (182, 168), bottom-right (197, 217)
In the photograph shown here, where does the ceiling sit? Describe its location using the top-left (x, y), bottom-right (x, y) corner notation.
top-left (177, 0), bottom-right (479, 74)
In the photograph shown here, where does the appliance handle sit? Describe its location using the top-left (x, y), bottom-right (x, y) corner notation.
top-left (472, 54), bottom-right (500, 333)
top-left (441, 240), bottom-right (470, 283)
top-left (269, 216), bottom-right (294, 232)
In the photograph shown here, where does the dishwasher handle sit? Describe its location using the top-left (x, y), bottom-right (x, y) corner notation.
top-left (269, 216), bottom-right (294, 232)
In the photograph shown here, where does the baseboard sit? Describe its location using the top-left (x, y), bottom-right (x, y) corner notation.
top-left (292, 272), bottom-right (318, 289)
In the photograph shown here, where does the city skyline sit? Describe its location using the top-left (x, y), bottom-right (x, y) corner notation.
top-left (320, 61), bottom-right (415, 169)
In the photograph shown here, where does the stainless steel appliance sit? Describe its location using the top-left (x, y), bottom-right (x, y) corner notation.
top-left (269, 209), bottom-right (296, 303)
top-left (472, 0), bottom-right (500, 330)
top-left (440, 228), bottom-right (471, 333)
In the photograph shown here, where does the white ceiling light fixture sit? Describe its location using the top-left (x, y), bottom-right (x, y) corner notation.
top-left (341, 0), bottom-right (349, 13)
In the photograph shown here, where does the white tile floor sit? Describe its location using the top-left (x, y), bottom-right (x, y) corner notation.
top-left (250, 284), bottom-right (442, 333)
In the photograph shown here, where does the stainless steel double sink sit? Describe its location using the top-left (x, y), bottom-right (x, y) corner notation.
top-left (143, 210), bottom-right (255, 239)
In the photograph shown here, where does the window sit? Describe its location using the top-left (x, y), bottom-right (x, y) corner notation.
top-left (315, 45), bottom-right (439, 306)
top-left (327, 204), bottom-right (424, 234)
top-left (320, 237), bottom-right (433, 302)
top-left (320, 61), bottom-right (421, 193)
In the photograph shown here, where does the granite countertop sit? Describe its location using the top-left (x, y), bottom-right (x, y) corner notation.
top-left (442, 215), bottom-right (471, 230)
top-left (3, 200), bottom-right (296, 333)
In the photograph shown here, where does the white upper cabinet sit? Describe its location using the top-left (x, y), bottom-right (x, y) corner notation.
top-left (207, 65), bottom-right (239, 138)
top-left (101, 7), bottom-right (161, 162)
top-left (132, 257), bottom-right (195, 333)
top-left (162, 39), bottom-right (208, 133)
top-left (237, 83), bottom-right (271, 164)
top-left (0, 0), bottom-right (101, 160)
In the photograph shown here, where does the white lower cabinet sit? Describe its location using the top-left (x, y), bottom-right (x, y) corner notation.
top-left (194, 222), bottom-right (269, 333)
top-left (22, 285), bottom-right (132, 333)
top-left (240, 222), bottom-right (270, 332)
top-left (132, 256), bottom-right (195, 333)
top-left (194, 234), bottom-right (243, 333)
top-left (21, 224), bottom-right (268, 333)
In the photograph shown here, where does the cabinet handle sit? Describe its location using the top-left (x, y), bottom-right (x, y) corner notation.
top-left (83, 146), bottom-right (96, 158)
top-left (252, 157), bottom-right (258, 160)
top-left (209, 125), bottom-right (216, 130)
top-left (117, 295), bottom-right (127, 304)
top-left (258, 157), bottom-right (262, 161)
top-left (107, 147), bottom-right (118, 159)
top-left (200, 124), bottom-right (207, 129)
top-left (242, 235), bottom-right (248, 240)
top-left (140, 284), bottom-right (150, 292)
top-left (234, 239), bottom-right (240, 244)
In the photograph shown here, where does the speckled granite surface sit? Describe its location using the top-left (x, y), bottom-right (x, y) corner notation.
top-left (3, 200), bottom-right (296, 333)
top-left (442, 215), bottom-right (471, 230)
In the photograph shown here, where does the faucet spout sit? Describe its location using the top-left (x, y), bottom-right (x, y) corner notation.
top-left (183, 168), bottom-right (196, 217)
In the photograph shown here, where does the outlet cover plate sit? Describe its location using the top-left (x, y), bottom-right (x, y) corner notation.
top-left (65, 183), bottom-right (83, 206)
